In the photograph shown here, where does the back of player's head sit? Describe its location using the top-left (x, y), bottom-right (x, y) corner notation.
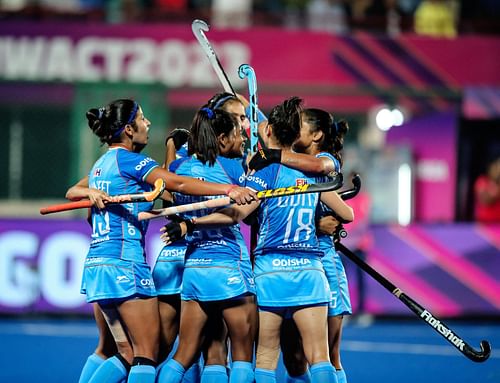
top-left (207, 92), bottom-right (242, 112)
top-left (268, 96), bottom-right (303, 147)
top-left (189, 107), bottom-right (238, 165)
top-left (86, 99), bottom-right (139, 145)
top-left (302, 108), bottom-right (349, 166)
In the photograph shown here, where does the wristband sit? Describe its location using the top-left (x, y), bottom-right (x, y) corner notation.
top-left (184, 217), bottom-right (196, 234)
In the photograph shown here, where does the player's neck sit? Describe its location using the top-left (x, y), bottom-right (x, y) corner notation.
top-left (110, 142), bottom-right (131, 151)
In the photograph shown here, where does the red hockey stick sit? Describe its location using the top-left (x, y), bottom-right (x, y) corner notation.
top-left (40, 179), bottom-right (166, 215)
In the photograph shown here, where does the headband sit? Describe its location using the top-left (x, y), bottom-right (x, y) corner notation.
top-left (201, 107), bottom-right (215, 119)
top-left (212, 94), bottom-right (235, 110)
top-left (112, 101), bottom-right (139, 139)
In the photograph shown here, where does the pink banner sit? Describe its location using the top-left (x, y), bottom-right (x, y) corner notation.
top-left (1, 22), bottom-right (499, 111)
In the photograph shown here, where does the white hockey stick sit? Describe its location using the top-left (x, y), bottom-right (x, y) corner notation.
top-left (192, 19), bottom-right (236, 95)
top-left (138, 175), bottom-right (343, 221)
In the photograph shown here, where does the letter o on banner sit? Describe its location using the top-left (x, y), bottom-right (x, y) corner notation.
top-left (39, 232), bottom-right (89, 309)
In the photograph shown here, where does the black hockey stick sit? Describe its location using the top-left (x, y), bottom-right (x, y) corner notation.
top-left (336, 242), bottom-right (491, 363)
top-left (192, 19), bottom-right (236, 95)
top-left (138, 173), bottom-right (343, 221)
top-left (335, 176), bottom-right (491, 363)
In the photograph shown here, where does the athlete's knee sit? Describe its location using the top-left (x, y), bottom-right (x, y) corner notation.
top-left (305, 349), bottom-right (330, 366)
top-left (256, 344), bottom-right (280, 370)
top-left (204, 342), bottom-right (227, 366)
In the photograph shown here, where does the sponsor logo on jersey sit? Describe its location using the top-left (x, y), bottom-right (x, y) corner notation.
top-left (227, 276), bottom-right (241, 285)
top-left (277, 243), bottom-right (314, 249)
top-left (94, 168), bottom-right (102, 177)
top-left (246, 175), bottom-right (267, 189)
top-left (160, 248), bottom-right (186, 258)
top-left (186, 258), bottom-right (213, 265)
top-left (116, 275), bottom-right (130, 283)
top-left (85, 257), bottom-right (104, 264)
top-left (135, 157), bottom-right (154, 171)
top-left (271, 258), bottom-right (312, 267)
top-left (296, 178), bottom-right (308, 186)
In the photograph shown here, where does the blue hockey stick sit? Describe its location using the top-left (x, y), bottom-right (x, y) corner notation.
top-left (238, 63), bottom-right (259, 154)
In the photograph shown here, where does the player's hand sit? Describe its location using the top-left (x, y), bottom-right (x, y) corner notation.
top-left (165, 128), bottom-right (190, 150)
top-left (160, 218), bottom-right (195, 245)
top-left (87, 189), bottom-right (113, 209)
top-left (248, 148), bottom-right (282, 172)
top-left (226, 186), bottom-right (257, 205)
top-left (317, 215), bottom-right (341, 236)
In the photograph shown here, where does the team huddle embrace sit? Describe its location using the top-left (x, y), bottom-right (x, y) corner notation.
top-left (67, 92), bottom-right (354, 383)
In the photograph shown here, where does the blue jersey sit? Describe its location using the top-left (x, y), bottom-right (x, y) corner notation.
top-left (176, 142), bottom-right (189, 159)
top-left (171, 155), bottom-right (248, 262)
top-left (86, 147), bottom-right (159, 262)
top-left (245, 163), bottom-right (322, 257)
top-left (315, 152), bottom-right (341, 248)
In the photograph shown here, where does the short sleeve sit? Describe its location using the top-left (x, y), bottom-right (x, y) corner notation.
top-left (119, 150), bottom-right (159, 182)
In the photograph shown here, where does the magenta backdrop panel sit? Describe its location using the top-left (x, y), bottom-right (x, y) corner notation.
top-left (1, 22), bottom-right (499, 112)
top-left (386, 110), bottom-right (457, 222)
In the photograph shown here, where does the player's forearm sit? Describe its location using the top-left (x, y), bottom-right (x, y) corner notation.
top-left (320, 191), bottom-right (354, 223)
top-left (65, 177), bottom-right (90, 201)
top-left (195, 201), bottom-right (258, 229)
top-left (281, 152), bottom-right (334, 175)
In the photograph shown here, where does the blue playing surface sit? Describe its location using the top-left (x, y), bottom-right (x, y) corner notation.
top-left (0, 317), bottom-right (498, 382)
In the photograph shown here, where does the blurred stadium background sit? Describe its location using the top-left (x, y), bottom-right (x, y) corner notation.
top-left (0, 1), bottom-right (499, 382)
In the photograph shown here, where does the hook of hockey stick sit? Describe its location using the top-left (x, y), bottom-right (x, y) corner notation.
top-left (238, 63), bottom-right (259, 154)
top-left (192, 19), bottom-right (236, 95)
top-left (40, 179), bottom-right (166, 215)
top-left (339, 174), bottom-right (361, 201)
top-left (465, 340), bottom-right (491, 363)
top-left (336, 242), bottom-right (491, 363)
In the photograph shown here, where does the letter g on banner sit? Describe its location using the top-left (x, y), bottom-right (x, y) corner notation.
top-left (0, 231), bottom-right (39, 307)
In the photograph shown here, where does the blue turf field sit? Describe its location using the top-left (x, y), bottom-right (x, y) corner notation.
top-left (0, 318), bottom-right (498, 382)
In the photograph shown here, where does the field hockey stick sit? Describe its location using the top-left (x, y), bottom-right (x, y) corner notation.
top-left (333, 175), bottom-right (491, 362)
top-left (138, 173), bottom-right (344, 221)
top-left (335, 174), bottom-right (361, 240)
top-left (238, 64), bottom-right (259, 154)
top-left (40, 179), bottom-right (166, 215)
top-left (336, 242), bottom-right (491, 363)
top-left (192, 19), bottom-right (236, 95)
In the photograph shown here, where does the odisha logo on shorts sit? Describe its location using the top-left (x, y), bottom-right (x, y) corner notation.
top-left (140, 279), bottom-right (154, 287)
top-left (272, 258), bottom-right (312, 267)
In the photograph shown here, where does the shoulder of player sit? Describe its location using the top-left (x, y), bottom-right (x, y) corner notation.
top-left (169, 156), bottom-right (190, 173)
